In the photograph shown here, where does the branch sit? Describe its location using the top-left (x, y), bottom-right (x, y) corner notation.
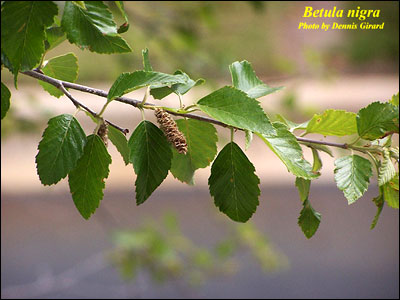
top-left (23, 70), bottom-right (129, 134)
top-left (22, 70), bottom-right (363, 151)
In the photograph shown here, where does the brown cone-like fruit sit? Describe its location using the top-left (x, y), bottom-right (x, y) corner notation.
top-left (154, 108), bottom-right (187, 154)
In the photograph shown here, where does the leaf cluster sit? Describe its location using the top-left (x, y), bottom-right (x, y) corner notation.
top-left (1, 1), bottom-right (398, 239)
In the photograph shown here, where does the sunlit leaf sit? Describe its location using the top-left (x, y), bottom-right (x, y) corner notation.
top-left (334, 155), bottom-right (373, 204)
top-left (38, 53), bottom-right (78, 98)
top-left (306, 109), bottom-right (357, 136)
top-left (357, 102), bottom-right (399, 140)
top-left (197, 86), bottom-right (276, 136)
top-left (229, 60), bottom-right (283, 98)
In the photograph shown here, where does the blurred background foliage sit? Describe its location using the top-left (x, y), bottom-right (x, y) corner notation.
top-left (3, 1), bottom-right (398, 84)
top-left (109, 213), bottom-right (288, 287)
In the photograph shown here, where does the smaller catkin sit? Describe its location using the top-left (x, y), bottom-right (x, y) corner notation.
top-left (154, 108), bottom-right (187, 154)
top-left (97, 122), bottom-right (108, 147)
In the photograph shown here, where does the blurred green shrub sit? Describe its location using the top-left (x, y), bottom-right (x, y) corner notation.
top-left (109, 213), bottom-right (288, 286)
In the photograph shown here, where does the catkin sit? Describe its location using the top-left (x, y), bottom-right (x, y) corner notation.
top-left (154, 108), bottom-right (187, 154)
top-left (97, 122), bottom-right (108, 147)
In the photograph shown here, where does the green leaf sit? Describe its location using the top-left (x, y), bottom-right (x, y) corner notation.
top-left (115, 1), bottom-right (128, 21)
top-left (108, 71), bottom-right (188, 102)
top-left (208, 142), bottom-right (260, 222)
top-left (68, 134), bottom-right (112, 219)
top-left (61, 1), bottom-right (131, 54)
top-left (295, 177), bottom-right (311, 203)
top-left (378, 149), bottom-right (396, 186)
top-left (36, 114), bottom-right (87, 185)
top-left (311, 148), bottom-right (322, 173)
top-left (389, 173), bottom-right (399, 190)
top-left (170, 119), bottom-right (218, 184)
top-left (305, 109), bottom-right (357, 136)
top-left (276, 114), bottom-right (309, 132)
top-left (389, 92), bottom-right (399, 106)
top-left (142, 48), bottom-right (153, 72)
top-left (304, 144), bottom-right (333, 157)
top-left (245, 130), bottom-right (253, 150)
top-left (229, 60), bottom-right (284, 98)
top-left (357, 102), bottom-right (399, 140)
top-left (334, 155), bottom-right (373, 204)
top-left (150, 70), bottom-right (205, 100)
top-left (383, 174), bottom-right (399, 209)
top-left (298, 199), bottom-right (321, 239)
top-left (38, 53), bottom-right (78, 98)
top-left (108, 125), bottom-right (130, 165)
top-left (197, 86), bottom-right (276, 136)
top-left (370, 190), bottom-right (384, 230)
top-left (72, 1), bottom-right (86, 9)
top-left (256, 123), bottom-right (318, 180)
top-left (1, 1), bottom-right (58, 83)
top-left (1, 82), bottom-right (11, 120)
top-left (389, 147), bottom-right (399, 161)
top-left (45, 25), bottom-right (66, 51)
top-left (128, 121), bottom-right (172, 205)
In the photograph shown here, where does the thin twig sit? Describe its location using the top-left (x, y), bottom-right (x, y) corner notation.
top-left (22, 70), bottom-right (372, 150)
top-left (24, 70), bottom-right (129, 134)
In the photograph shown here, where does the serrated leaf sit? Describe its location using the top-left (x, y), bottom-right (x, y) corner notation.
top-left (298, 199), bottom-right (321, 239)
top-left (389, 93), bottom-right (399, 106)
top-left (61, 1), bottom-right (131, 54)
top-left (36, 114), bottom-right (87, 185)
top-left (334, 155), bottom-right (373, 204)
top-left (229, 60), bottom-right (283, 98)
top-left (245, 130), bottom-right (253, 150)
top-left (142, 48), bottom-right (153, 72)
top-left (1, 1), bottom-right (58, 83)
top-left (256, 122), bottom-right (318, 180)
top-left (38, 53), bottom-right (78, 98)
top-left (108, 125), bottom-right (130, 165)
top-left (357, 102), bottom-right (399, 140)
top-left (378, 149), bottom-right (396, 186)
top-left (208, 142), bottom-right (260, 222)
top-left (170, 119), bottom-right (218, 184)
top-left (197, 86), bottom-right (276, 136)
top-left (68, 134), bottom-right (112, 219)
top-left (128, 121), bottom-right (172, 205)
top-left (295, 177), bottom-right (311, 203)
top-left (370, 190), bottom-right (384, 230)
top-left (311, 148), bottom-right (322, 173)
top-left (1, 82), bottom-right (11, 120)
top-left (305, 109), bottom-right (357, 136)
top-left (389, 147), bottom-right (399, 161)
top-left (108, 71), bottom-right (188, 102)
top-left (150, 70), bottom-right (204, 100)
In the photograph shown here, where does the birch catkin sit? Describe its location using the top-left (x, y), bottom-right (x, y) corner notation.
top-left (154, 108), bottom-right (187, 154)
top-left (97, 122), bottom-right (108, 147)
